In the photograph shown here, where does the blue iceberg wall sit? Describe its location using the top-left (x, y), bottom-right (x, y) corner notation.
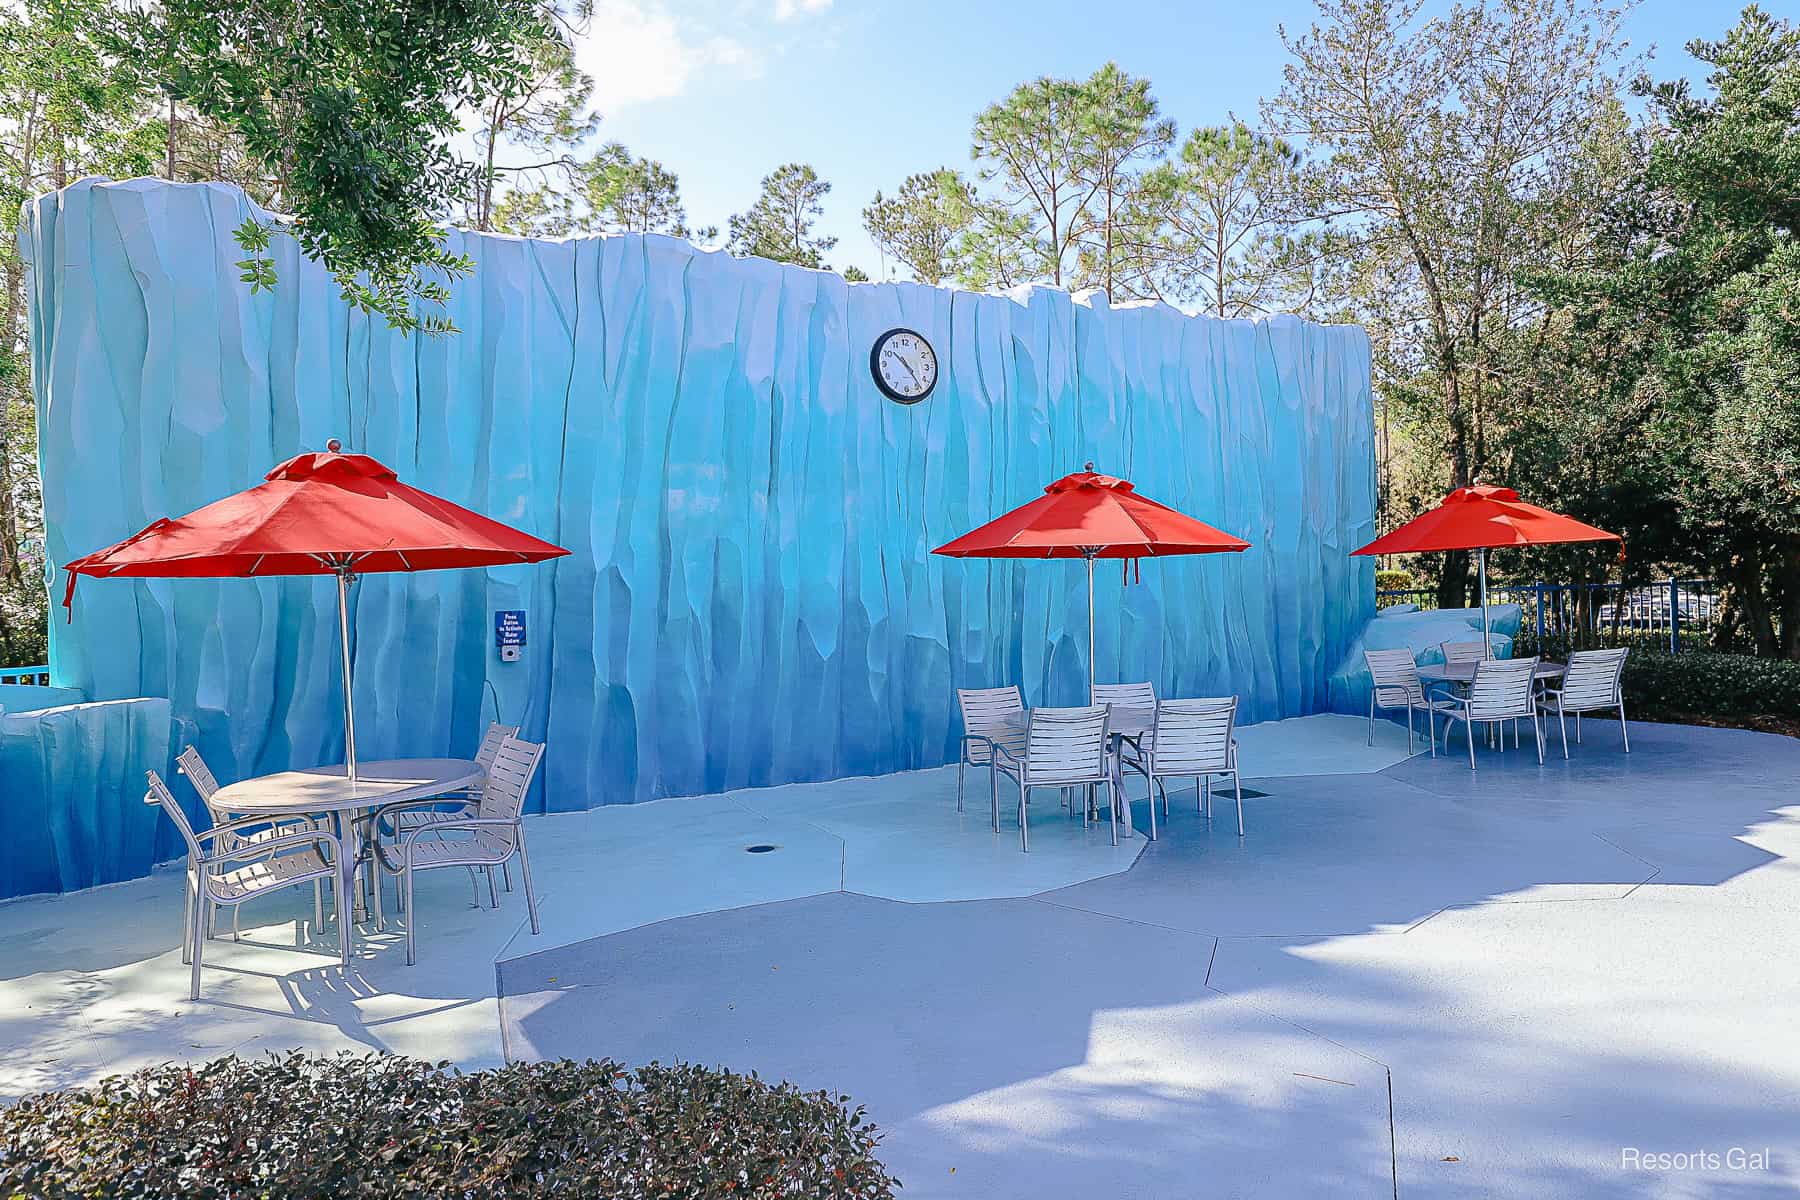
top-left (25, 177), bottom-right (1375, 823)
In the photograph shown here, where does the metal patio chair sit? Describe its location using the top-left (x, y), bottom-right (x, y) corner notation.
top-left (1139, 697), bottom-right (1245, 837)
top-left (369, 735), bottom-right (545, 965)
top-left (1432, 657), bottom-right (1544, 769)
top-left (366, 721), bottom-right (518, 897)
top-left (1093, 681), bottom-right (1157, 775)
top-left (991, 706), bottom-right (1116, 851)
top-left (1364, 649), bottom-right (1434, 756)
top-left (956, 686), bottom-right (1026, 829)
top-left (177, 745), bottom-right (323, 942)
top-left (1440, 639), bottom-right (1493, 666)
top-left (1537, 647), bottom-right (1630, 757)
top-left (145, 770), bottom-right (347, 1001)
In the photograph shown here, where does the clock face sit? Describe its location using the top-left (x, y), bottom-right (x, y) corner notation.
top-left (870, 328), bottom-right (938, 404)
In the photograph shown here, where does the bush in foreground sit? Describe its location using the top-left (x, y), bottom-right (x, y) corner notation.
top-left (0, 1053), bottom-right (899, 1199)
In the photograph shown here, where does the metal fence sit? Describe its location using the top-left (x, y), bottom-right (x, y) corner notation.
top-left (0, 664), bottom-right (51, 685)
top-left (1377, 579), bottom-right (1728, 655)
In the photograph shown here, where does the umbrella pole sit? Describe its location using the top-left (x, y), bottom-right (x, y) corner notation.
top-left (336, 568), bottom-right (358, 784)
top-left (1086, 553), bottom-right (1097, 706)
top-left (1479, 547), bottom-right (1491, 658)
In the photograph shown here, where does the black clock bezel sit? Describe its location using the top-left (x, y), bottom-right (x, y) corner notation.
top-left (870, 327), bottom-right (938, 405)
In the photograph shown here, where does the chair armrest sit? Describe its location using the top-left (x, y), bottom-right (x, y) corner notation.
top-left (988, 741), bottom-right (1022, 768)
top-left (959, 733), bottom-right (997, 761)
top-left (200, 830), bottom-right (339, 868)
top-left (362, 797), bottom-right (474, 830)
top-left (398, 817), bottom-right (520, 853)
top-left (194, 812), bottom-right (309, 844)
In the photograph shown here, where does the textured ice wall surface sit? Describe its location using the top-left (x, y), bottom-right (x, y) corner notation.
top-left (28, 178), bottom-right (1375, 820)
top-left (1327, 604), bottom-right (1525, 718)
top-left (0, 699), bottom-right (190, 899)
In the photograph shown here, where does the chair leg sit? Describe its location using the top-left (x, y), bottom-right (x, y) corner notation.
top-left (1367, 694), bottom-right (1375, 746)
top-left (502, 861), bottom-right (512, 892)
top-left (990, 767), bottom-right (1000, 833)
top-left (181, 873), bottom-right (194, 965)
top-left (188, 887), bottom-right (205, 1001)
top-left (517, 834), bottom-right (541, 936)
top-left (231, 905), bottom-right (242, 943)
top-left (1406, 704), bottom-right (1415, 754)
top-left (1146, 772), bottom-right (1158, 841)
top-left (1533, 712), bottom-right (1544, 764)
top-left (1619, 702), bottom-right (1630, 752)
top-left (1233, 772), bottom-right (1244, 837)
top-left (1576, 711), bottom-right (1582, 743)
top-left (1557, 702), bottom-right (1568, 759)
top-left (1425, 706), bottom-right (1436, 757)
top-left (1019, 780), bottom-right (1030, 853)
top-left (1202, 776), bottom-right (1211, 819)
top-left (957, 758), bottom-right (965, 813)
top-left (405, 862), bottom-right (418, 966)
top-left (468, 868), bottom-right (483, 908)
top-left (372, 857), bottom-right (386, 932)
top-left (1107, 778), bottom-right (1118, 847)
top-left (313, 878), bottom-right (324, 934)
top-left (486, 866), bottom-right (499, 909)
top-left (1467, 719), bottom-right (1476, 770)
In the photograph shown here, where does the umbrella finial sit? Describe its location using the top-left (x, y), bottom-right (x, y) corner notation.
top-left (1084, 461), bottom-right (1094, 472)
top-left (326, 438), bottom-right (343, 453)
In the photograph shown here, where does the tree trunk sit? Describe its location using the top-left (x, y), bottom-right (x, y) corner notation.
top-left (1735, 553), bottom-right (1778, 657)
top-left (1775, 543), bottom-right (1800, 660)
top-left (166, 96), bottom-right (178, 179)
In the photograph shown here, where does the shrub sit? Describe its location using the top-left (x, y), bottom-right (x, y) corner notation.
top-left (1375, 568), bottom-right (1418, 592)
top-left (1622, 649), bottom-right (1800, 721)
top-left (0, 1053), bottom-right (900, 1199)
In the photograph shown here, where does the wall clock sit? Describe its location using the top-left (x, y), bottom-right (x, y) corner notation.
top-left (870, 327), bottom-right (938, 405)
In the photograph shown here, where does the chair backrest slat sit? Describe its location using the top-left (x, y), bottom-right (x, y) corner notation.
top-left (1441, 640), bottom-right (1492, 666)
top-left (145, 770), bottom-right (205, 861)
top-left (475, 723), bottom-right (519, 772)
top-left (1364, 649), bottom-right (1424, 705)
top-left (1092, 682), bottom-right (1156, 710)
top-left (1467, 658), bottom-right (1539, 718)
top-left (1561, 648), bottom-right (1627, 706)
top-left (1149, 697), bottom-right (1237, 774)
top-left (958, 686), bottom-right (1026, 763)
top-left (1024, 706), bottom-right (1108, 782)
top-left (478, 736), bottom-right (546, 823)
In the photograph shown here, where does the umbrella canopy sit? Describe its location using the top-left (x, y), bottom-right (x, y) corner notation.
top-left (1351, 485), bottom-right (1619, 557)
top-left (63, 441), bottom-right (570, 780)
top-left (934, 466), bottom-right (1250, 560)
top-left (62, 445), bottom-right (568, 589)
top-left (1351, 484), bottom-right (1620, 655)
top-left (933, 465), bottom-right (1250, 702)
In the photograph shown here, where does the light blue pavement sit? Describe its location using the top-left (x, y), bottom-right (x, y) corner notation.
top-left (499, 719), bottom-right (1800, 1198)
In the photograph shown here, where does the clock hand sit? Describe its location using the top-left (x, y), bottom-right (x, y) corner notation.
top-left (898, 355), bottom-right (921, 387)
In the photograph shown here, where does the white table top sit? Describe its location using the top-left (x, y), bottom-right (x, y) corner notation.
top-left (1418, 661), bottom-right (1565, 684)
top-left (211, 758), bottom-right (484, 815)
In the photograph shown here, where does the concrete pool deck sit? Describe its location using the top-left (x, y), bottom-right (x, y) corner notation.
top-left (3, 714), bottom-right (1797, 1196)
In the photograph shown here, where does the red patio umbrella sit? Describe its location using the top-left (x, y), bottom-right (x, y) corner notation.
top-left (1352, 484), bottom-right (1620, 653)
top-left (933, 464), bottom-right (1250, 702)
top-left (63, 440), bottom-right (570, 781)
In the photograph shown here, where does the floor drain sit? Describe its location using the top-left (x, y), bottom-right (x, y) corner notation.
top-left (744, 843), bottom-right (779, 854)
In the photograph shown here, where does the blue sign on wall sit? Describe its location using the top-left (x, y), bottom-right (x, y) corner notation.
top-left (495, 610), bottom-right (526, 649)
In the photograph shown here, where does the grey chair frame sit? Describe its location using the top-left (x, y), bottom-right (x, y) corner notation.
top-left (146, 770), bottom-right (347, 1000)
top-left (955, 686), bottom-right (1026, 830)
top-left (1136, 697), bottom-right (1244, 837)
top-left (1363, 649), bottom-right (1434, 756)
top-left (177, 745), bottom-right (324, 941)
top-left (1432, 657), bottom-right (1545, 769)
top-left (1537, 647), bottom-right (1630, 758)
top-left (368, 735), bottom-right (545, 965)
top-left (990, 706), bottom-right (1116, 851)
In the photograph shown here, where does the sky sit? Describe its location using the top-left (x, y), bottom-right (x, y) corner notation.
top-left (568, 0), bottom-right (1757, 276)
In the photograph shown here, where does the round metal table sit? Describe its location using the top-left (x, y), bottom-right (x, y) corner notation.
top-left (212, 758), bottom-right (484, 945)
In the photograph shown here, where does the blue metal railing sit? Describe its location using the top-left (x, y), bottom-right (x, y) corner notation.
top-left (1377, 579), bottom-right (1724, 654)
top-left (0, 664), bottom-right (51, 685)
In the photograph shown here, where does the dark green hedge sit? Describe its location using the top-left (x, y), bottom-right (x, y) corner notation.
top-left (1622, 649), bottom-right (1800, 720)
top-left (0, 1053), bottom-right (899, 1199)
